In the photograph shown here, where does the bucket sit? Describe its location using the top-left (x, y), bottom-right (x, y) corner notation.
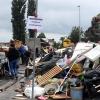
top-left (70, 86), bottom-right (83, 100)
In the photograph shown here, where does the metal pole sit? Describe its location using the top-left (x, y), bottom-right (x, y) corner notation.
top-left (78, 5), bottom-right (81, 41)
top-left (31, 0), bottom-right (38, 99)
top-left (31, 33), bottom-right (36, 100)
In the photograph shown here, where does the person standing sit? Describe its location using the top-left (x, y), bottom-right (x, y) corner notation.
top-left (18, 43), bottom-right (26, 65)
top-left (6, 43), bottom-right (20, 79)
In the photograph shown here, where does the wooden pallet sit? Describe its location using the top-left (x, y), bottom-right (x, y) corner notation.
top-left (37, 66), bottom-right (63, 86)
top-left (49, 94), bottom-right (71, 99)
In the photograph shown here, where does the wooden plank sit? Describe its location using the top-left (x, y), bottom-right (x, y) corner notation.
top-left (50, 94), bottom-right (71, 99)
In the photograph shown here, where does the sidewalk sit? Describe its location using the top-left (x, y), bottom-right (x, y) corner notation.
top-left (0, 65), bottom-right (25, 91)
top-left (0, 65), bottom-right (26, 100)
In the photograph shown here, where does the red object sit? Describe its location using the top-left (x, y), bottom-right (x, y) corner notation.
top-left (37, 96), bottom-right (48, 100)
top-left (67, 59), bottom-right (71, 64)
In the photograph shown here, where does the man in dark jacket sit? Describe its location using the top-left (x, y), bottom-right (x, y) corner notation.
top-left (6, 43), bottom-right (20, 79)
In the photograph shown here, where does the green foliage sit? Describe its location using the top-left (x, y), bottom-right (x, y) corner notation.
top-left (84, 14), bottom-right (100, 42)
top-left (60, 37), bottom-right (65, 48)
top-left (27, 0), bottom-right (36, 16)
top-left (53, 41), bottom-right (61, 49)
top-left (60, 37), bottom-right (65, 42)
top-left (37, 33), bottom-right (46, 38)
top-left (27, 0), bottom-right (37, 38)
top-left (85, 28), bottom-right (99, 42)
top-left (68, 26), bottom-right (83, 43)
top-left (11, 0), bottom-right (26, 43)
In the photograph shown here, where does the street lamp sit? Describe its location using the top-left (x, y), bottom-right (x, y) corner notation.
top-left (77, 5), bottom-right (81, 41)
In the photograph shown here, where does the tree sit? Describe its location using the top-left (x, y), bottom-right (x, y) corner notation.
top-left (27, 0), bottom-right (37, 38)
top-left (11, 0), bottom-right (26, 43)
top-left (60, 37), bottom-right (65, 42)
top-left (37, 33), bottom-right (46, 38)
top-left (60, 37), bottom-right (65, 48)
top-left (68, 26), bottom-right (83, 44)
top-left (85, 14), bottom-right (100, 42)
top-left (27, 0), bottom-right (36, 16)
top-left (53, 41), bottom-right (61, 49)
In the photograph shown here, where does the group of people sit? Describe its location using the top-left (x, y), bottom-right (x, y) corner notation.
top-left (5, 40), bottom-right (30, 79)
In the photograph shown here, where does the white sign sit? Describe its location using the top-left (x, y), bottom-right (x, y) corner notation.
top-left (27, 16), bottom-right (43, 30)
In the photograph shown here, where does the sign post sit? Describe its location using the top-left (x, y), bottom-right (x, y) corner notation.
top-left (27, 16), bottom-right (43, 98)
top-left (26, 1), bottom-right (43, 99)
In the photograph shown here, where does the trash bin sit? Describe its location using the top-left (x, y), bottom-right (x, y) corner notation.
top-left (70, 86), bottom-right (83, 100)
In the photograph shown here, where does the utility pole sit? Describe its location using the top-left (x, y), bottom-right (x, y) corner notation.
top-left (78, 5), bottom-right (81, 41)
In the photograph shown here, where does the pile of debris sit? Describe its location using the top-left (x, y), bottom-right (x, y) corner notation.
top-left (16, 42), bottom-right (100, 100)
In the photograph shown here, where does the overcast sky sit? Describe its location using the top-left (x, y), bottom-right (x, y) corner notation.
top-left (0, 0), bottom-right (100, 42)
